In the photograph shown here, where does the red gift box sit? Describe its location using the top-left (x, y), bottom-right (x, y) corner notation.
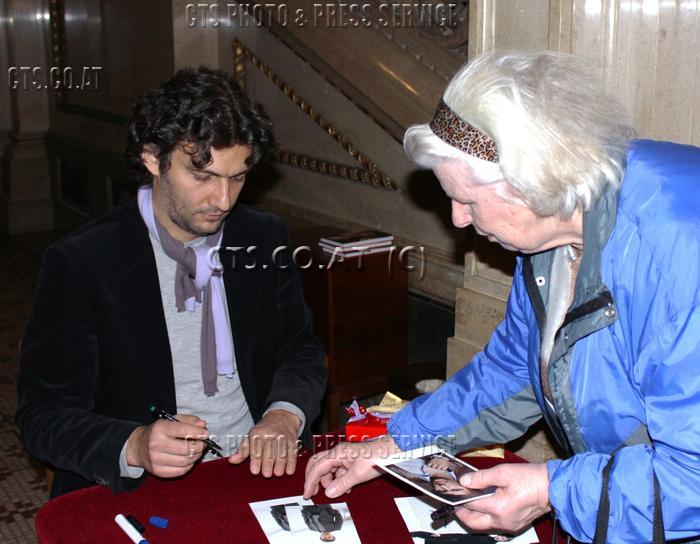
top-left (345, 414), bottom-right (388, 442)
top-left (343, 400), bottom-right (391, 442)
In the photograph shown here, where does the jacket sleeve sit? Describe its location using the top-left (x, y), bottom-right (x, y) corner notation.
top-left (548, 303), bottom-right (700, 543)
top-left (388, 257), bottom-right (542, 452)
top-left (262, 217), bottom-right (327, 435)
top-left (15, 243), bottom-right (144, 493)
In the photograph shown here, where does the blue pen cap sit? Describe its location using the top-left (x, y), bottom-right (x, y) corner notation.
top-left (149, 515), bottom-right (169, 529)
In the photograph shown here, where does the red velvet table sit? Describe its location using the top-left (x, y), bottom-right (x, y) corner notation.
top-left (35, 442), bottom-right (560, 543)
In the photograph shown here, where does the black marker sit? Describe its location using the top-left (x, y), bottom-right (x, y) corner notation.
top-left (430, 504), bottom-right (456, 521)
top-left (125, 514), bottom-right (145, 534)
top-left (149, 405), bottom-right (223, 457)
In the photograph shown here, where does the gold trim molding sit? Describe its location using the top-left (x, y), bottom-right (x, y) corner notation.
top-left (232, 39), bottom-right (397, 191)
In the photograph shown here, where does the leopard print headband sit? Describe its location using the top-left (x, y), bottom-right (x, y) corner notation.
top-left (429, 100), bottom-right (499, 163)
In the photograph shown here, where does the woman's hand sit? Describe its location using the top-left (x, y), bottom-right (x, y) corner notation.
top-left (303, 436), bottom-right (400, 499)
top-left (455, 463), bottom-right (551, 534)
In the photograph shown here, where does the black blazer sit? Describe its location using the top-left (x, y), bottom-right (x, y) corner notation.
top-left (16, 201), bottom-right (326, 497)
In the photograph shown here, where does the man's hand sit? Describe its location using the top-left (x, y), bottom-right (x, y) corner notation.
top-left (125, 414), bottom-right (209, 478)
top-left (228, 409), bottom-right (302, 477)
top-left (303, 436), bottom-right (400, 499)
top-left (454, 463), bottom-right (551, 534)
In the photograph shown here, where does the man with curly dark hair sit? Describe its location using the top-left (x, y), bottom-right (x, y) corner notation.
top-left (16, 67), bottom-right (327, 497)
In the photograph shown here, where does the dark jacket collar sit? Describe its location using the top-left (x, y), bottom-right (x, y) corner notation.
top-left (571, 180), bottom-right (619, 307)
top-left (526, 178), bottom-right (620, 324)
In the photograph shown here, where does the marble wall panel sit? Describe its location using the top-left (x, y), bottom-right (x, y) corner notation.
top-left (0, 0), bottom-right (11, 139)
top-left (173, 0), bottom-right (220, 69)
top-left (5, 0), bottom-right (50, 134)
top-left (0, 0), bottom-right (52, 233)
top-left (453, 287), bottom-right (506, 347)
top-left (469, 0), bottom-right (552, 56)
top-left (560, 0), bottom-right (700, 145)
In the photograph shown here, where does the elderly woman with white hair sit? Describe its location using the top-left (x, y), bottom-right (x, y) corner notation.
top-left (304, 51), bottom-right (700, 543)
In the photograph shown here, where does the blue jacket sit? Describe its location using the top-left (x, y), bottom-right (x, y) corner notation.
top-left (389, 140), bottom-right (700, 542)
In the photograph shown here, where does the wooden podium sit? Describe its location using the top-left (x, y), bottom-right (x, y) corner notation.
top-left (298, 233), bottom-right (408, 430)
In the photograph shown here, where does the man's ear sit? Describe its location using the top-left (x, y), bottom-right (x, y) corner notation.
top-left (141, 146), bottom-right (161, 178)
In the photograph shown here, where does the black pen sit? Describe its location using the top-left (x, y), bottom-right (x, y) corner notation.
top-left (430, 504), bottom-right (456, 521)
top-left (149, 405), bottom-right (224, 457)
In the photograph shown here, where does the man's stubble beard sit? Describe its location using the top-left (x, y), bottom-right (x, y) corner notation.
top-left (160, 171), bottom-right (224, 238)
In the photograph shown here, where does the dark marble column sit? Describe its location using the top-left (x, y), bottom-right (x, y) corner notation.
top-left (0, 0), bottom-right (53, 234)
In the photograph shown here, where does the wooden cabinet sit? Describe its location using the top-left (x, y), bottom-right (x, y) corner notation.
top-left (298, 236), bottom-right (408, 430)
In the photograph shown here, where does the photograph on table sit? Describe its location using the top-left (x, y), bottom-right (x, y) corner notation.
top-left (394, 496), bottom-right (540, 544)
top-left (287, 503), bottom-right (360, 543)
top-left (249, 495), bottom-right (315, 544)
top-left (378, 447), bottom-right (496, 506)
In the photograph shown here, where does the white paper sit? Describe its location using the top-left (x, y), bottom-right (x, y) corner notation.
top-left (394, 496), bottom-right (539, 544)
top-left (287, 502), bottom-right (361, 544)
top-left (249, 495), bottom-right (315, 544)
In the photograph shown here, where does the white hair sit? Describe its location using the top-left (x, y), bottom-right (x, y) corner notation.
top-left (404, 51), bottom-right (637, 218)
top-left (403, 124), bottom-right (468, 168)
top-left (403, 125), bottom-right (518, 200)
